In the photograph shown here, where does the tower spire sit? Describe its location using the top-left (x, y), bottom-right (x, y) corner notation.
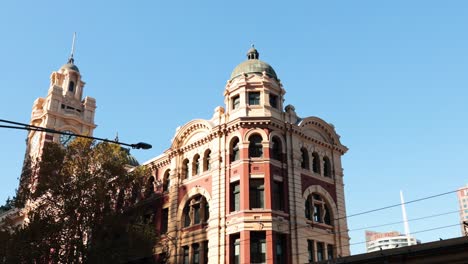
top-left (400, 190), bottom-right (411, 237)
top-left (68, 32), bottom-right (76, 64)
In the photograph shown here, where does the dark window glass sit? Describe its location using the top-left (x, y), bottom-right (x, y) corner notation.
top-left (314, 203), bottom-right (322, 223)
top-left (194, 203), bottom-right (201, 224)
top-left (203, 241), bottom-right (209, 264)
top-left (183, 159), bottom-right (189, 180)
top-left (250, 179), bottom-right (264, 209)
top-left (69, 81), bottom-right (75, 92)
top-left (232, 95), bottom-right (240, 109)
top-left (161, 208), bottom-right (168, 234)
top-left (231, 138), bottom-right (240, 162)
top-left (312, 152), bottom-right (320, 174)
top-left (305, 193), bottom-right (332, 226)
top-left (204, 200), bottom-right (209, 222)
top-left (308, 240), bottom-right (315, 263)
top-left (317, 242), bottom-right (324, 261)
top-left (248, 92), bottom-right (260, 105)
top-left (183, 246), bottom-right (189, 264)
top-left (193, 155), bottom-right (200, 176)
top-left (271, 137), bottom-right (282, 161)
top-left (145, 176), bottom-right (155, 197)
top-left (324, 204), bottom-right (332, 225)
top-left (231, 234), bottom-right (240, 264)
top-left (249, 134), bottom-right (263, 158)
top-left (162, 170), bottom-right (170, 192)
top-left (231, 182), bottom-right (240, 212)
top-left (250, 232), bottom-right (266, 263)
top-left (203, 150), bottom-right (211, 171)
top-left (327, 244), bottom-right (334, 260)
top-left (323, 156), bottom-right (332, 177)
top-left (273, 181), bottom-right (284, 211)
top-left (301, 148), bottom-right (309, 169)
top-left (184, 206), bottom-right (191, 227)
top-left (193, 243), bottom-right (200, 264)
top-left (183, 195), bottom-right (209, 227)
top-left (275, 234), bottom-right (286, 263)
top-left (305, 197), bottom-right (312, 220)
top-left (270, 94), bottom-right (278, 108)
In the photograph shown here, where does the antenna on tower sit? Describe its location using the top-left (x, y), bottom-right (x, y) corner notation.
top-left (400, 190), bottom-right (411, 237)
top-left (68, 32), bottom-right (76, 64)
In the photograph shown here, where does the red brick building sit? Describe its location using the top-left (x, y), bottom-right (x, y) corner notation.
top-left (144, 46), bottom-right (350, 264)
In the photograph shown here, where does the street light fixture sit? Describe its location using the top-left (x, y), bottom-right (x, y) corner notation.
top-left (0, 118), bottom-right (152, 150)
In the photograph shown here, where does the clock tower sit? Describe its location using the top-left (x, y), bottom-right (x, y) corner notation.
top-left (19, 49), bottom-right (96, 195)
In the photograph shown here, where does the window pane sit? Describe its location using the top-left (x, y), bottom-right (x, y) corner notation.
top-left (317, 242), bottom-right (324, 261)
top-left (161, 208), bottom-right (168, 233)
top-left (250, 179), bottom-right (264, 209)
top-left (251, 232), bottom-right (266, 263)
top-left (194, 204), bottom-right (200, 224)
top-left (193, 244), bottom-right (200, 264)
top-left (231, 182), bottom-right (240, 212)
top-left (273, 181), bottom-right (284, 211)
top-left (233, 95), bottom-right (240, 109)
top-left (183, 246), bottom-right (189, 264)
top-left (308, 240), bottom-right (315, 262)
top-left (249, 134), bottom-right (263, 158)
top-left (231, 138), bottom-right (240, 162)
top-left (327, 244), bottom-right (334, 259)
top-left (248, 92), bottom-right (260, 105)
top-left (269, 94), bottom-right (278, 108)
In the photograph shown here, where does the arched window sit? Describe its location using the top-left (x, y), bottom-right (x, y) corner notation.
top-left (323, 156), bottom-right (332, 178)
top-left (271, 136), bottom-right (282, 161)
top-left (230, 137), bottom-right (240, 162)
top-left (312, 152), bottom-right (320, 174)
top-left (69, 81), bottom-right (75, 92)
top-left (203, 149), bottom-right (211, 171)
top-left (192, 154), bottom-right (200, 176)
top-left (301, 148), bottom-right (309, 169)
top-left (144, 176), bottom-right (155, 198)
top-left (305, 193), bottom-right (332, 225)
top-left (182, 159), bottom-right (189, 180)
top-left (249, 134), bottom-right (263, 158)
top-left (182, 195), bottom-right (209, 227)
top-left (162, 169), bottom-right (171, 192)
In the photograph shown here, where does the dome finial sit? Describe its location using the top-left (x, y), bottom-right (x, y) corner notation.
top-left (247, 44), bottom-right (259, 60)
top-left (68, 32), bottom-right (76, 64)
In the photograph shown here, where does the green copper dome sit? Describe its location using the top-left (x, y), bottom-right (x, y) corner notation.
top-left (60, 63), bottom-right (80, 72)
top-left (230, 46), bottom-right (277, 80)
top-left (60, 57), bottom-right (80, 72)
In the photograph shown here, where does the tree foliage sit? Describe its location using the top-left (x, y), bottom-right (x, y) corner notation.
top-left (0, 139), bottom-right (158, 263)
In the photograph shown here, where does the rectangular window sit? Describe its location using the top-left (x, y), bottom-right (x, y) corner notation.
top-left (250, 232), bottom-right (266, 263)
top-left (161, 208), bottom-right (169, 234)
top-left (193, 243), bottom-right (200, 264)
top-left (232, 95), bottom-right (240, 109)
top-left (327, 244), bottom-right (334, 259)
top-left (275, 234), bottom-right (286, 264)
top-left (248, 92), bottom-right (260, 105)
top-left (272, 181), bottom-right (284, 211)
top-left (314, 204), bottom-right (322, 223)
top-left (250, 179), bottom-right (264, 209)
top-left (194, 204), bottom-right (201, 224)
top-left (203, 241), bottom-right (208, 264)
top-left (231, 182), bottom-right (240, 212)
top-left (231, 234), bottom-right (241, 264)
top-left (183, 246), bottom-right (189, 264)
top-left (308, 240), bottom-right (315, 263)
top-left (317, 242), bottom-right (324, 261)
top-left (269, 94), bottom-right (278, 108)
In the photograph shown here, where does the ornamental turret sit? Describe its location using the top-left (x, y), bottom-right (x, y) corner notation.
top-left (224, 46), bottom-right (286, 122)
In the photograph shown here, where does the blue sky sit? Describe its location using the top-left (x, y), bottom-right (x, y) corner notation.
top-left (1, 1), bottom-right (467, 254)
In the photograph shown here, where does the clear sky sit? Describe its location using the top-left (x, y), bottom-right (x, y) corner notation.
top-left (1, 1), bottom-right (467, 255)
